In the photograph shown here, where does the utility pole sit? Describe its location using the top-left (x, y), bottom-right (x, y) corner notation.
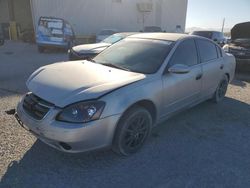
top-left (221, 18), bottom-right (225, 33)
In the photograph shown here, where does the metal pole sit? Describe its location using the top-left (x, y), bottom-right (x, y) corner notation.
top-left (221, 18), bottom-right (225, 33)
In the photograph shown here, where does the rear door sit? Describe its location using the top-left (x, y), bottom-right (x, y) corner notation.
top-left (162, 39), bottom-right (202, 116)
top-left (196, 39), bottom-right (224, 98)
top-left (37, 17), bottom-right (64, 43)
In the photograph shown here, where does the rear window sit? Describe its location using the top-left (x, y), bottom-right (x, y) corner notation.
top-left (197, 39), bottom-right (218, 62)
top-left (38, 17), bottom-right (64, 37)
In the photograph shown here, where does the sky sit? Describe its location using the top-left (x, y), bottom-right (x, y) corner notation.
top-left (186, 0), bottom-right (250, 30)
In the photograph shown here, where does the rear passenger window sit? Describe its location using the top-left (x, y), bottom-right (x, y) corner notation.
top-left (197, 39), bottom-right (218, 62)
top-left (168, 39), bottom-right (198, 67)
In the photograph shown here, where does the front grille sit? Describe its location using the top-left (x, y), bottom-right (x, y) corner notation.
top-left (23, 93), bottom-right (54, 120)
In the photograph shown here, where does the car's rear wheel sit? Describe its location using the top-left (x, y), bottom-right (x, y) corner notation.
top-left (212, 75), bottom-right (228, 103)
top-left (112, 106), bottom-right (152, 156)
top-left (0, 39), bottom-right (4, 46)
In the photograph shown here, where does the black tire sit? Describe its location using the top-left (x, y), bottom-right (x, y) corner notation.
top-left (0, 39), bottom-right (4, 46)
top-left (212, 75), bottom-right (229, 103)
top-left (38, 46), bottom-right (45, 53)
top-left (112, 106), bottom-right (152, 156)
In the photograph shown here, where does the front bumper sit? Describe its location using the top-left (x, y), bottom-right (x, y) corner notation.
top-left (229, 48), bottom-right (250, 60)
top-left (228, 48), bottom-right (250, 72)
top-left (37, 40), bottom-right (68, 49)
top-left (236, 59), bottom-right (250, 72)
top-left (16, 99), bottom-right (121, 153)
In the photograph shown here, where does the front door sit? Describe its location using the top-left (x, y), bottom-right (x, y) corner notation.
top-left (161, 39), bottom-right (202, 117)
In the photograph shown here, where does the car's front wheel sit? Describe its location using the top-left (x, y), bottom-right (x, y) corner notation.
top-left (212, 75), bottom-right (229, 103)
top-left (112, 106), bottom-right (152, 156)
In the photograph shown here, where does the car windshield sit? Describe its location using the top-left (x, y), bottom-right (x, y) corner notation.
top-left (102, 34), bottom-right (123, 44)
top-left (99, 30), bottom-right (116, 35)
top-left (94, 38), bottom-right (173, 74)
top-left (191, 31), bottom-right (213, 39)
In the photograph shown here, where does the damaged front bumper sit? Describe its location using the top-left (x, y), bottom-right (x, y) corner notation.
top-left (14, 99), bottom-right (121, 153)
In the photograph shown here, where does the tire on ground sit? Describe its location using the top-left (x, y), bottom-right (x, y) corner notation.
top-left (112, 106), bottom-right (152, 156)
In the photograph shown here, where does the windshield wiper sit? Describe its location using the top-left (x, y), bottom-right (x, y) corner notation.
top-left (100, 63), bottom-right (131, 71)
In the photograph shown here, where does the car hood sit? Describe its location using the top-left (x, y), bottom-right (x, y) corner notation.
top-left (26, 61), bottom-right (145, 107)
top-left (72, 43), bottom-right (111, 54)
top-left (230, 38), bottom-right (250, 48)
top-left (231, 22), bottom-right (250, 40)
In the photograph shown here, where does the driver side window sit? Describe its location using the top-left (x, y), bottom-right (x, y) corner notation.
top-left (168, 39), bottom-right (198, 68)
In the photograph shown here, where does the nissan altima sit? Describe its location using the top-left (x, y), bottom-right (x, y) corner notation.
top-left (15, 33), bottom-right (236, 156)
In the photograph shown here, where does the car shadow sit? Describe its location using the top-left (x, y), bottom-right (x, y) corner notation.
top-left (41, 48), bottom-right (68, 54)
top-left (1, 97), bottom-right (250, 188)
top-left (235, 72), bottom-right (250, 83)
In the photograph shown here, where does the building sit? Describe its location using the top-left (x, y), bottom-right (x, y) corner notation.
top-left (0, 0), bottom-right (188, 38)
top-left (0, 0), bottom-right (33, 39)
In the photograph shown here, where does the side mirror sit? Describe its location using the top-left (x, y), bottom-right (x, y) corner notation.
top-left (213, 38), bottom-right (218, 42)
top-left (168, 64), bottom-right (190, 74)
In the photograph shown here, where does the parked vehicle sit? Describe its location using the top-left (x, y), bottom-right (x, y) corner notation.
top-left (36, 17), bottom-right (75, 53)
top-left (190, 31), bottom-right (226, 47)
top-left (96, 29), bottom-right (117, 43)
top-left (0, 24), bottom-right (4, 46)
top-left (69, 32), bottom-right (137, 60)
top-left (15, 33), bottom-right (235, 156)
top-left (143, 26), bottom-right (163, 32)
top-left (223, 22), bottom-right (250, 72)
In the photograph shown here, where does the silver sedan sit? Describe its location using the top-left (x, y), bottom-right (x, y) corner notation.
top-left (15, 33), bottom-right (236, 156)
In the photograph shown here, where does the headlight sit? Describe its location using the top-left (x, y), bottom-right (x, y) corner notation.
top-left (222, 44), bottom-right (229, 52)
top-left (68, 48), bottom-right (74, 54)
top-left (56, 101), bottom-right (105, 123)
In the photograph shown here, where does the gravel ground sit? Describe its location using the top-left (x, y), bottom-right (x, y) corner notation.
top-left (0, 41), bottom-right (250, 188)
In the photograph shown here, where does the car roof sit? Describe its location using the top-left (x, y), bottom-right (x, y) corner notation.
top-left (100, 29), bottom-right (118, 31)
top-left (191, 30), bottom-right (221, 33)
top-left (128, 33), bottom-right (189, 42)
top-left (114, 32), bottom-right (139, 37)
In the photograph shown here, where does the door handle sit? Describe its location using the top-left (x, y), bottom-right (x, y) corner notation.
top-left (196, 74), bottom-right (203, 80)
top-left (220, 64), bottom-right (224, 70)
